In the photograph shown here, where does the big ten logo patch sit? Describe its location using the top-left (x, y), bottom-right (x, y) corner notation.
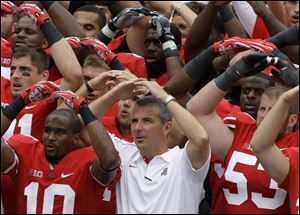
top-left (28, 169), bottom-right (43, 178)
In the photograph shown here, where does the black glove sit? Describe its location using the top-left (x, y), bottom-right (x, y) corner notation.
top-left (109, 7), bottom-right (146, 30)
top-left (215, 53), bottom-right (269, 91)
top-left (265, 50), bottom-right (299, 87)
top-left (151, 15), bottom-right (175, 43)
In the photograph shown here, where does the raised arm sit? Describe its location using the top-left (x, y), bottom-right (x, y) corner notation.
top-left (18, 4), bottom-right (83, 92)
top-left (40, 1), bottom-right (85, 37)
top-left (218, 4), bottom-right (248, 38)
top-left (250, 86), bottom-right (299, 184)
top-left (187, 52), bottom-right (270, 161)
top-left (184, 1), bottom-right (229, 62)
top-left (49, 91), bottom-right (120, 185)
top-left (137, 80), bottom-right (209, 169)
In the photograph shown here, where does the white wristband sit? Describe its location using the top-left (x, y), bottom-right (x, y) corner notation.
top-left (164, 95), bottom-right (176, 105)
top-left (162, 40), bottom-right (177, 51)
top-left (102, 25), bottom-right (116, 39)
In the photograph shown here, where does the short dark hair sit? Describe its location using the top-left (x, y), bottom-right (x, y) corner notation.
top-left (12, 44), bottom-right (49, 73)
top-left (134, 95), bottom-right (172, 123)
top-left (74, 5), bottom-right (106, 29)
top-left (86, 1), bottom-right (122, 18)
top-left (48, 109), bottom-right (81, 134)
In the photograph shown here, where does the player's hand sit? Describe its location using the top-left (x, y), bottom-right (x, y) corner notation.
top-left (110, 78), bottom-right (148, 101)
top-left (151, 15), bottom-right (174, 43)
top-left (1, 1), bottom-right (17, 13)
top-left (214, 37), bottom-right (252, 56)
top-left (109, 7), bottom-right (146, 30)
top-left (213, 37), bottom-right (276, 56)
top-left (228, 52), bottom-right (269, 78)
top-left (244, 39), bottom-right (276, 54)
top-left (80, 37), bottom-right (117, 65)
top-left (135, 80), bottom-right (168, 102)
top-left (264, 53), bottom-right (299, 87)
top-left (20, 81), bottom-right (60, 105)
top-left (88, 71), bottom-right (117, 92)
top-left (17, 3), bottom-right (50, 28)
top-left (65, 36), bottom-right (81, 49)
top-left (48, 91), bottom-right (87, 113)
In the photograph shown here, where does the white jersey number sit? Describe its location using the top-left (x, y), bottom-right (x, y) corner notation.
top-left (24, 182), bottom-right (75, 214)
top-left (3, 114), bottom-right (33, 140)
top-left (221, 151), bottom-right (287, 209)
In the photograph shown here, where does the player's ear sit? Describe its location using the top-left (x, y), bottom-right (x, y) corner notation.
top-left (73, 133), bottom-right (85, 148)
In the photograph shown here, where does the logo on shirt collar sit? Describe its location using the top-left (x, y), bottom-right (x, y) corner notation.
top-left (161, 167), bottom-right (168, 176)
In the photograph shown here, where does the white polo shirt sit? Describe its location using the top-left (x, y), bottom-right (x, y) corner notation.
top-left (110, 134), bottom-right (211, 214)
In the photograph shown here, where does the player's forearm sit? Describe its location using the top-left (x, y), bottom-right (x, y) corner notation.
top-left (177, 3), bottom-right (197, 27)
top-left (86, 121), bottom-right (119, 170)
top-left (184, 2), bottom-right (218, 62)
top-left (88, 91), bottom-right (117, 120)
top-left (219, 5), bottom-right (248, 38)
top-left (50, 39), bottom-right (83, 91)
top-left (251, 96), bottom-right (289, 153)
top-left (41, 1), bottom-right (85, 37)
top-left (167, 100), bottom-right (208, 148)
top-left (187, 80), bottom-right (227, 116)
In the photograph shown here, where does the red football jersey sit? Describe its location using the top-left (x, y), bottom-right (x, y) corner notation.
top-left (211, 111), bottom-right (298, 213)
top-left (252, 16), bottom-right (270, 40)
top-left (216, 99), bottom-right (241, 119)
top-left (1, 76), bottom-right (13, 107)
top-left (280, 147), bottom-right (299, 214)
top-left (1, 79), bottom-right (61, 142)
top-left (1, 38), bottom-right (12, 80)
top-left (102, 116), bottom-right (133, 143)
top-left (4, 134), bottom-right (120, 214)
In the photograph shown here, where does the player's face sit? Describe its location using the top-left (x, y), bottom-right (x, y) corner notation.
top-left (73, 11), bottom-right (101, 37)
top-left (144, 29), bottom-right (164, 64)
top-left (10, 56), bottom-right (47, 98)
top-left (240, 76), bottom-right (271, 119)
top-left (117, 99), bottom-right (134, 127)
top-left (131, 106), bottom-right (170, 152)
top-left (43, 114), bottom-right (76, 164)
top-left (12, 16), bottom-right (47, 51)
top-left (83, 65), bottom-right (109, 103)
top-left (1, 11), bottom-right (14, 39)
top-left (284, 1), bottom-right (299, 27)
top-left (172, 15), bottom-right (190, 39)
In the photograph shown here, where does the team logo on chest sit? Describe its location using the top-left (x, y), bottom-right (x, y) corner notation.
top-left (28, 169), bottom-right (43, 178)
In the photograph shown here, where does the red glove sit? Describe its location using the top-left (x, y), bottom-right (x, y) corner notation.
top-left (80, 37), bottom-right (117, 65)
top-left (214, 37), bottom-right (253, 56)
top-left (20, 81), bottom-right (60, 105)
top-left (66, 36), bottom-right (81, 49)
top-left (48, 91), bottom-right (87, 113)
top-left (17, 4), bottom-right (50, 28)
top-left (243, 39), bottom-right (276, 54)
top-left (1, 1), bottom-right (17, 13)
